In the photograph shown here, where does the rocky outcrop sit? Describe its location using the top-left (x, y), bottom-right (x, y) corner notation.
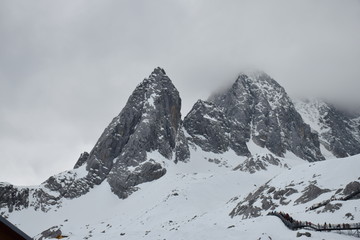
top-left (34, 226), bottom-right (62, 240)
top-left (230, 180), bottom-right (332, 219)
top-left (184, 100), bottom-right (250, 156)
top-left (1, 68), bottom-right (358, 215)
top-left (0, 167), bottom-right (93, 213)
top-left (295, 99), bottom-right (360, 158)
top-left (186, 72), bottom-right (324, 161)
top-left (73, 67), bottom-right (189, 198)
top-left (73, 152), bottom-right (89, 169)
top-left (230, 174), bottom-right (359, 219)
top-left (233, 154), bottom-right (289, 173)
top-left (294, 184), bottom-right (331, 204)
top-left (0, 67), bottom-right (190, 212)
top-left (86, 67), bottom-right (189, 197)
top-left (0, 183), bottom-right (29, 212)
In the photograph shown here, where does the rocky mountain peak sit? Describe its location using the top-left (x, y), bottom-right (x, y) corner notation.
top-left (150, 66), bottom-right (167, 76)
top-left (3, 68), bottom-right (359, 219)
top-left (294, 98), bottom-right (360, 158)
top-left (83, 67), bottom-right (189, 197)
top-left (186, 72), bottom-right (324, 161)
top-left (141, 67), bottom-right (170, 91)
top-left (0, 68), bottom-right (190, 210)
top-left (231, 71), bottom-right (291, 110)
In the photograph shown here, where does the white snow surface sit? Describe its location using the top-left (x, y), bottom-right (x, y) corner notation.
top-left (293, 99), bottom-right (327, 134)
top-left (4, 148), bottom-right (360, 240)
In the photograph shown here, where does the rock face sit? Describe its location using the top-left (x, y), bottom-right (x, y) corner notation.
top-left (185, 72), bottom-right (324, 161)
top-left (0, 183), bottom-right (29, 212)
top-left (294, 99), bottom-right (360, 158)
top-left (1, 68), bottom-right (358, 214)
top-left (233, 154), bottom-right (289, 174)
top-left (73, 152), bottom-right (89, 169)
top-left (84, 67), bottom-right (189, 197)
top-left (0, 168), bottom-right (93, 213)
top-left (34, 226), bottom-right (62, 240)
top-left (0, 67), bottom-right (190, 212)
top-left (184, 100), bottom-right (250, 156)
top-left (230, 163), bottom-right (359, 220)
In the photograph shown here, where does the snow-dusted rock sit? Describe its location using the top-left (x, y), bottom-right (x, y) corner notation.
top-left (191, 71), bottom-right (325, 161)
top-left (184, 100), bottom-right (250, 156)
top-left (73, 152), bottom-right (89, 169)
top-left (294, 99), bottom-right (360, 158)
top-left (233, 153), bottom-right (289, 174)
top-left (230, 156), bottom-right (360, 221)
top-left (1, 68), bottom-right (359, 240)
top-left (0, 67), bottom-right (190, 211)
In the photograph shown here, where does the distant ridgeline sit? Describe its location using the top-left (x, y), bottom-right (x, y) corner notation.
top-left (0, 68), bottom-right (359, 239)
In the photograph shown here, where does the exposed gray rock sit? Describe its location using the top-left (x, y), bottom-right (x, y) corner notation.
top-left (99, 67), bottom-right (188, 197)
top-left (0, 67), bottom-right (190, 211)
top-left (342, 181), bottom-right (360, 199)
top-left (316, 104), bottom-right (360, 157)
top-left (204, 72), bottom-right (324, 161)
top-left (230, 184), bottom-right (276, 218)
top-left (74, 151), bottom-right (89, 169)
top-left (174, 125), bottom-right (190, 163)
top-left (231, 184), bottom-right (299, 218)
top-left (1, 68), bottom-right (357, 216)
top-left (233, 154), bottom-right (289, 173)
top-left (230, 181), bottom-right (305, 219)
top-left (184, 100), bottom-right (250, 156)
top-left (273, 188), bottom-right (298, 205)
top-left (294, 99), bottom-right (360, 158)
top-left (345, 212), bottom-right (355, 220)
top-left (294, 184), bottom-right (330, 204)
top-left (308, 180), bottom-right (360, 211)
top-left (0, 183), bottom-right (29, 212)
top-left (320, 203), bottom-right (342, 213)
top-left (0, 180), bottom-right (69, 213)
top-left (108, 160), bottom-right (166, 198)
top-left (34, 226), bottom-right (62, 240)
top-left (43, 172), bottom-right (94, 200)
top-left (296, 232), bottom-right (311, 237)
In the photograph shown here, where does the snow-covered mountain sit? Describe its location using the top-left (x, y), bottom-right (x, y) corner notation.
top-left (1, 68), bottom-right (359, 239)
top-left (187, 71), bottom-right (324, 161)
top-left (294, 99), bottom-right (360, 158)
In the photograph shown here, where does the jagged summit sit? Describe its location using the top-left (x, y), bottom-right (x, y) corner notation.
top-left (0, 68), bottom-right (190, 211)
top-left (150, 66), bottom-right (166, 76)
top-left (213, 71), bottom-right (291, 110)
top-left (184, 99), bottom-right (250, 156)
top-left (186, 72), bottom-right (324, 161)
top-left (140, 67), bottom-right (170, 91)
top-left (294, 98), bottom-right (360, 158)
top-left (1, 68), bottom-right (360, 240)
top-left (1, 68), bottom-right (359, 215)
top-left (84, 67), bottom-right (189, 197)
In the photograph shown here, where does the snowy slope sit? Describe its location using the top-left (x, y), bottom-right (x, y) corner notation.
top-left (4, 148), bottom-right (360, 240)
top-left (294, 99), bottom-right (360, 158)
top-left (231, 155), bottom-right (360, 222)
top-left (2, 69), bottom-right (360, 240)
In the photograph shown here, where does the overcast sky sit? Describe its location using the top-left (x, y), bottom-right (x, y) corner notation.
top-left (1, 0), bottom-right (359, 185)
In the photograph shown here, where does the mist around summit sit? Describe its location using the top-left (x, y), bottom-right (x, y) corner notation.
top-left (1, 68), bottom-right (359, 239)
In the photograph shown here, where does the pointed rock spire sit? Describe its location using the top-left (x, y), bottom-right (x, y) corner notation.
top-left (186, 72), bottom-right (324, 161)
top-left (83, 67), bottom-right (189, 197)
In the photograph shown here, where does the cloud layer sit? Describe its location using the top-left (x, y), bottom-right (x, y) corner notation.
top-left (1, 0), bottom-right (359, 185)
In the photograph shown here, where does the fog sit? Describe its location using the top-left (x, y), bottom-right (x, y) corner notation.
top-left (0, 0), bottom-right (359, 184)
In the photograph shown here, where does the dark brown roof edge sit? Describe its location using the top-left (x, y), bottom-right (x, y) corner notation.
top-left (0, 215), bottom-right (33, 240)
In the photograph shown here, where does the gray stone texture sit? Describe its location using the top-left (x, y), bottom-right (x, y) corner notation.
top-left (186, 72), bottom-right (324, 161)
top-left (317, 103), bottom-right (360, 157)
top-left (0, 67), bottom-right (190, 212)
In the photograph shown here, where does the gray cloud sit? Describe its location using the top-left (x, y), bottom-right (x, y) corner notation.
top-left (1, 0), bottom-right (359, 185)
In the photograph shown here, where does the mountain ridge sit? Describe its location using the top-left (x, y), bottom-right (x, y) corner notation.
top-left (1, 67), bottom-right (359, 239)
